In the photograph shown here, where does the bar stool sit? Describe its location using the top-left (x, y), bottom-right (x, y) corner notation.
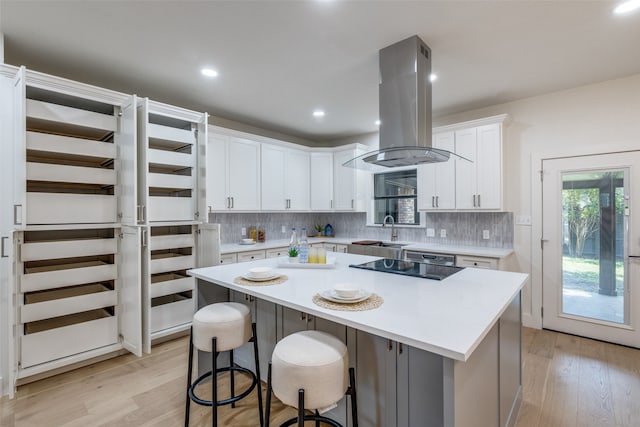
top-left (185, 302), bottom-right (264, 427)
top-left (265, 330), bottom-right (358, 427)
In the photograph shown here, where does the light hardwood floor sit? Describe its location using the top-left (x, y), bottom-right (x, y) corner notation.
top-left (1, 327), bottom-right (639, 426)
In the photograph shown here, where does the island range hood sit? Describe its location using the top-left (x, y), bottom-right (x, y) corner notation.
top-left (343, 35), bottom-right (469, 170)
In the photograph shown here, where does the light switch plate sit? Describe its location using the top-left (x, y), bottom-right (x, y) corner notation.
top-left (281, 225), bottom-right (286, 233)
top-left (241, 227), bottom-right (246, 237)
top-left (440, 229), bottom-right (447, 238)
top-left (515, 214), bottom-right (532, 225)
top-left (427, 228), bottom-right (435, 237)
top-left (482, 230), bottom-right (490, 239)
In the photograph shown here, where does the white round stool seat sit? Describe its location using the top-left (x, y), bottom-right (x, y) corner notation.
top-left (271, 330), bottom-right (348, 411)
top-left (192, 302), bottom-right (252, 353)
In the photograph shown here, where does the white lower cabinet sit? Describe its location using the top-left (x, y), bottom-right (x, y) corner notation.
top-left (14, 226), bottom-right (142, 378)
top-left (143, 225), bottom-right (197, 352)
top-left (456, 255), bottom-right (499, 270)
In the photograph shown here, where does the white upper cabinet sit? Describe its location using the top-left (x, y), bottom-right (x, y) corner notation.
top-left (418, 132), bottom-right (456, 210)
top-left (207, 132), bottom-right (261, 211)
top-left (8, 66), bottom-right (135, 228)
top-left (418, 115), bottom-right (507, 211)
top-left (333, 147), bottom-right (369, 211)
top-left (310, 152), bottom-right (334, 210)
top-left (285, 149), bottom-right (311, 210)
top-left (455, 123), bottom-right (502, 210)
top-left (261, 144), bottom-right (310, 211)
top-left (137, 99), bottom-right (207, 223)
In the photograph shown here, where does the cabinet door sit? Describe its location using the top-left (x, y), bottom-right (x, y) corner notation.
top-left (119, 225), bottom-right (143, 357)
top-left (12, 67), bottom-right (26, 229)
top-left (206, 133), bottom-right (230, 211)
top-left (333, 149), bottom-right (357, 210)
top-left (255, 299), bottom-right (277, 382)
top-left (280, 306), bottom-right (313, 338)
top-left (475, 124), bottom-right (502, 209)
top-left (117, 95), bottom-right (138, 225)
top-left (0, 232), bottom-right (15, 398)
top-left (417, 162), bottom-right (437, 210)
top-left (454, 128), bottom-right (477, 210)
top-left (230, 291), bottom-right (257, 371)
top-left (356, 331), bottom-right (397, 427)
top-left (310, 152), bottom-right (334, 210)
top-left (261, 144), bottom-right (287, 210)
top-left (228, 137), bottom-right (261, 210)
top-left (433, 133), bottom-right (456, 210)
top-left (285, 149), bottom-right (310, 210)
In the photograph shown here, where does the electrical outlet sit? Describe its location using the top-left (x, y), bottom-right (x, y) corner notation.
top-left (482, 230), bottom-right (490, 239)
top-left (440, 229), bottom-right (446, 238)
top-left (426, 228), bottom-right (435, 237)
top-left (515, 215), bottom-right (532, 225)
top-left (281, 225), bottom-right (286, 233)
top-left (241, 227), bottom-right (246, 237)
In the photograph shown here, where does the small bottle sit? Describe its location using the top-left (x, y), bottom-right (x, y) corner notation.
top-left (289, 227), bottom-right (298, 251)
top-left (249, 225), bottom-right (257, 241)
top-left (298, 228), bottom-right (309, 263)
top-left (257, 225), bottom-right (265, 242)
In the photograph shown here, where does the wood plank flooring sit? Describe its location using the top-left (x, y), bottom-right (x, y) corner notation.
top-left (1, 327), bottom-right (639, 426)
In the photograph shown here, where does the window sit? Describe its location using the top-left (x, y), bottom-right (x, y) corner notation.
top-left (373, 169), bottom-right (419, 225)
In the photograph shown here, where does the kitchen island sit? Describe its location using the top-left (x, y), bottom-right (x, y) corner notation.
top-left (189, 252), bottom-right (528, 427)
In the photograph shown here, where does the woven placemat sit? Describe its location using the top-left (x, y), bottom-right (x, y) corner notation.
top-left (312, 293), bottom-right (384, 311)
top-left (233, 275), bottom-right (288, 286)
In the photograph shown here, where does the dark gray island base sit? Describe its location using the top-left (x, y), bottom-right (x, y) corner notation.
top-left (190, 253), bottom-right (525, 427)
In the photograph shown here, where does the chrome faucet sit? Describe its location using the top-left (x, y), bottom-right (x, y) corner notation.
top-left (382, 215), bottom-right (398, 242)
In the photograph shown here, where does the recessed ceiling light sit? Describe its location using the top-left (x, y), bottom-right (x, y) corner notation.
top-left (375, 120), bottom-right (381, 126)
top-left (313, 110), bottom-right (325, 117)
top-left (614, 0), bottom-right (640, 14)
top-left (430, 73), bottom-right (437, 82)
top-left (201, 68), bottom-right (218, 77)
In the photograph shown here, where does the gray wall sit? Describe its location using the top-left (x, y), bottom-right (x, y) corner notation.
top-left (210, 211), bottom-right (513, 248)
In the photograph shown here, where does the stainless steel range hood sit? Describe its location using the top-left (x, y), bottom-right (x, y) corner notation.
top-left (344, 36), bottom-right (468, 170)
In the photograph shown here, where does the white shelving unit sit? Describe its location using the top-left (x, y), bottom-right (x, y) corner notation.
top-left (1, 66), bottom-right (143, 391)
top-left (136, 100), bottom-right (210, 352)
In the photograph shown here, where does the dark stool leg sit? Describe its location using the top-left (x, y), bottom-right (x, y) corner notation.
top-left (184, 326), bottom-right (194, 427)
top-left (315, 409), bottom-right (320, 427)
top-left (265, 362), bottom-right (272, 427)
top-left (297, 389), bottom-right (305, 427)
top-left (212, 337), bottom-right (218, 427)
top-left (251, 323), bottom-right (264, 427)
top-left (348, 367), bottom-right (358, 427)
top-left (230, 349), bottom-right (235, 408)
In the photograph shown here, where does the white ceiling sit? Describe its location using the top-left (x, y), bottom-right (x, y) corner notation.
top-left (2, 1), bottom-right (640, 142)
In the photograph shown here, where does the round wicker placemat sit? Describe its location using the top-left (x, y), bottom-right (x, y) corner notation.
top-left (233, 275), bottom-right (288, 286)
top-left (312, 293), bottom-right (383, 311)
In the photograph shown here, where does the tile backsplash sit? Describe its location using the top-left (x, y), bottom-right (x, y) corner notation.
top-left (209, 212), bottom-right (513, 248)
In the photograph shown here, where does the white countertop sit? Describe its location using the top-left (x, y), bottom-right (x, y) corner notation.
top-left (222, 238), bottom-right (513, 259)
top-left (189, 253), bottom-right (527, 361)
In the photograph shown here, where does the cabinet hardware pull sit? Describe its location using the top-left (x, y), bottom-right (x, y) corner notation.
top-left (477, 194), bottom-right (481, 207)
top-left (249, 296), bottom-right (255, 302)
top-left (1, 236), bottom-right (8, 258)
top-left (13, 205), bottom-right (22, 225)
top-left (351, 199), bottom-right (354, 209)
top-left (300, 312), bottom-right (306, 321)
top-left (398, 342), bottom-right (403, 355)
top-left (387, 339), bottom-right (393, 351)
top-left (436, 196), bottom-right (439, 208)
top-left (307, 314), bottom-right (313, 323)
top-left (208, 205), bottom-right (212, 214)
top-left (473, 194), bottom-right (476, 207)
top-left (432, 196), bottom-right (435, 208)
top-left (141, 229), bottom-right (147, 247)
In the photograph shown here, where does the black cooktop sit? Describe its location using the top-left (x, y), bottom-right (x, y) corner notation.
top-left (349, 258), bottom-right (464, 281)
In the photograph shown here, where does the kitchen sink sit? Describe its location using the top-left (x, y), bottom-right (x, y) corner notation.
top-left (347, 241), bottom-right (409, 259)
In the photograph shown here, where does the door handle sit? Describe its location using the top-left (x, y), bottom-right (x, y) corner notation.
top-left (1, 236), bottom-right (9, 258)
top-left (14, 204), bottom-right (22, 225)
